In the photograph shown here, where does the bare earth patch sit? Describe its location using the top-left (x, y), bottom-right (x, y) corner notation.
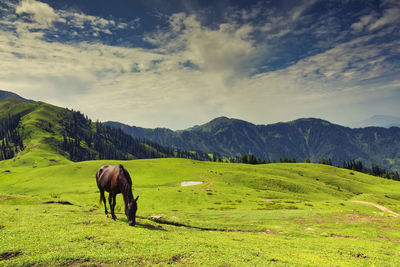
top-left (350, 200), bottom-right (400, 217)
top-left (0, 251), bottom-right (22, 261)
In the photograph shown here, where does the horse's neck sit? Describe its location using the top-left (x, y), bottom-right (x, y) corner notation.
top-left (119, 178), bottom-right (133, 204)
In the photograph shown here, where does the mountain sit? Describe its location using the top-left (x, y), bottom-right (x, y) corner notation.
top-left (355, 115), bottom-right (400, 128)
top-left (0, 90), bottom-right (34, 102)
top-left (0, 97), bottom-right (209, 164)
top-left (105, 117), bottom-right (400, 172)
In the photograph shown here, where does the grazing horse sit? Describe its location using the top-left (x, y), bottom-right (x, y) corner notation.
top-left (96, 164), bottom-right (139, 226)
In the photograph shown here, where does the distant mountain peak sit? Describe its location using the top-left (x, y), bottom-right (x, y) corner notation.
top-left (355, 115), bottom-right (400, 128)
top-left (0, 90), bottom-right (34, 102)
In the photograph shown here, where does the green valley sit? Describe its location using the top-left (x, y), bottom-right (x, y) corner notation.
top-left (1, 157), bottom-right (400, 266)
top-left (0, 95), bottom-right (399, 266)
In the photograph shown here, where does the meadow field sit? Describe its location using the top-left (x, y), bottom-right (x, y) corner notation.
top-left (1, 155), bottom-right (400, 266)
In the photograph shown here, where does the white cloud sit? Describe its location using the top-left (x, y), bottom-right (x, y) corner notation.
top-left (16, 0), bottom-right (57, 26)
top-left (369, 7), bottom-right (400, 31)
top-left (351, 13), bottom-right (376, 32)
top-left (144, 13), bottom-right (265, 82)
top-left (0, 1), bottom-right (399, 129)
top-left (351, 1), bottom-right (400, 33)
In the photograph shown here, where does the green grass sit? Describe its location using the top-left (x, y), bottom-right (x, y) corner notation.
top-left (1, 98), bottom-right (399, 265)
top-left (1, 156), bottom-right (400, 266)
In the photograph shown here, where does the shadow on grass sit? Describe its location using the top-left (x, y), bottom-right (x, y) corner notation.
top-left (117, 216), bottom-right (167, 231)
top-left (136, 222), bottom-right (167, 231)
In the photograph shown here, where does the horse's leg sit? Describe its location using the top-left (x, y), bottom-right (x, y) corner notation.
top-left (112, 194), bottom-right (117, 220)
top-left (101, 190), bottom-right (108, 218)
top-left (109, 193), bottom-right (116, 220)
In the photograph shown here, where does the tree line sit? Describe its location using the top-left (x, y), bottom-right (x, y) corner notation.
top-left (59, 109), bottom-right (211, 162)
top-left (0, 113), bottom-right (24, 160)
top-left (341, 160), bottom-right (399, 181)
top-left (222, 154), bottom-right (399, 182)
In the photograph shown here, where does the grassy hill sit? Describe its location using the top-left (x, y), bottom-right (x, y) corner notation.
top-left (0, 97), bottom-right (209, 164)
top-left (1, 155), bottom-right (399, 266)
top-left (0, 95), bottom-right (399, 265)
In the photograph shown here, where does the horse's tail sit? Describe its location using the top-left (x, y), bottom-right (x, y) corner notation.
top-left (99, 191), bottom-right (104, 206)
top-left (96, 168), bottom-right (105, 206)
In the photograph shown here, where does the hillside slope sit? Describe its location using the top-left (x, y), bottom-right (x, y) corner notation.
top-left (106, 117), bottom-right (400, 171)
top-left (0, 98), bottom-right (209, 165)
top-left (0, 90), bottom-right (33, 102)
top-left (1, 158), bottom-right (399, 265)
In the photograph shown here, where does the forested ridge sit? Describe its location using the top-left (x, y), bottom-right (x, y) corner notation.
top-left (59, 109), bottom-right (211, 161)
top-left (0, 97), bottom-right (211, 163)
top-left (0, 113), bottom-right (24, 160)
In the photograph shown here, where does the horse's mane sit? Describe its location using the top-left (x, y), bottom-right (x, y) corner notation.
top-left (118, 164), bottom-right (133, 202)
top-left (118, 164), bottom-right (132, 185)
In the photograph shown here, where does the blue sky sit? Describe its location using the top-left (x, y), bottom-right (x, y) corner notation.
top-left (0, 0), bottom-right (399, 129)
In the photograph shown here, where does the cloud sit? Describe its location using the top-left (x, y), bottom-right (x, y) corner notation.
top-left (0, 0), bottom-right (399, 129)
top-left (351, 13), bottom-right (376, 32)
top-left (369, 7), bottom-right (400, 31)
top-left (351, 1), bottom-right (400, 33)
top-left (16, 0), bottom-right (57, 26)
top-left (144, 13), bottom-right (266, 83)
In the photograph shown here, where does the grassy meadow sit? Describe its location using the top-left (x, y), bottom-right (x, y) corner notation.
top-left (1, 156), bottom-right (400, 266)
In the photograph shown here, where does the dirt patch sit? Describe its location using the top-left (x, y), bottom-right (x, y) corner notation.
top-left (0, 251), bottom-right (22, 261)
top-left (289, 217), bottom-right (327, 224)
top-left (65, 258), bottom-right (101, 266)
top-left (350, 200), bottom-right (400, 217)
top-left (378, 237), bottom-right (400, 243)
top-left (379, 225), bottom-right (396, 230)
top-left (335, 213), bottom-right (386, 223)
top-left (0, 196), bottom-right (12, 200)
top-left (80, 221), bottom-right (97, 225)
top-left (330, 233), bottom-right (356, 239)
top-left (350, 252), bottom-right (367, 259)
top-left (42, 200), bottom-right (74, 205)
top-left (169, 254), bottom-right (185, 264)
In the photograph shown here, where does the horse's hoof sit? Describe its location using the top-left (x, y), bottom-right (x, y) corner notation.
top-left (105, 215), bottom-right (109, 218)
top-left (112, 216), bottom-right (117, 221)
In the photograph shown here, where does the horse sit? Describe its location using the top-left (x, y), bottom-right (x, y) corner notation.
top-left (96, 164), bottom-right (139, 226)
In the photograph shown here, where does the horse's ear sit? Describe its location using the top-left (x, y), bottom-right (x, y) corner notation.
top-left (135, 196), bottom-right (139, 202)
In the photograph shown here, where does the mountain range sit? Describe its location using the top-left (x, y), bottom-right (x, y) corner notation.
top-left (1, 90), bottom-right (399, 172)
top-left (105, 117), bottom-right (400, 172)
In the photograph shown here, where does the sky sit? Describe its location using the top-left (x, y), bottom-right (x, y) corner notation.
top-left (0, 0), bottom-right (399, 129)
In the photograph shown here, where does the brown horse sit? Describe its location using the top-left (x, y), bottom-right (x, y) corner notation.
top-left (96, 164), bottom-right (139, 226)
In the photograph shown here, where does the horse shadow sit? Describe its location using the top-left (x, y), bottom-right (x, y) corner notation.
top-left (136, 221), bottom-right (167, 231)
top-left (118, 217), bottom-right (167, 231)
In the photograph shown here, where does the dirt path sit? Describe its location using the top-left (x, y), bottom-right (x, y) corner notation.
top-left (350, 200), bottom-right (400, 217)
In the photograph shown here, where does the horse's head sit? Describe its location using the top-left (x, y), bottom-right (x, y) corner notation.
top-left (126, 196), bottom-right (139, 226)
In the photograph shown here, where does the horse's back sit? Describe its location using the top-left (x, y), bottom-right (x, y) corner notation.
top-left (96, 164), bottom-right (133, 192)
top-left (96, 165), bottom-right (118, 191)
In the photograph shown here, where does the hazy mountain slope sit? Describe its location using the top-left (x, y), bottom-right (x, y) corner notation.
top-left (0, 90), bottom-right (34, 102)
top-left (356, 115), bottom-right (400, 128)
top-left (105, 117), bottom-right (400, 171)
